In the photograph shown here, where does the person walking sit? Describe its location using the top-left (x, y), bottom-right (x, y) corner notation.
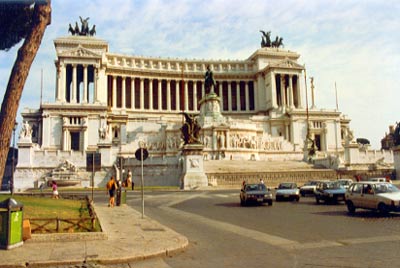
top-left (106, 176), bottom-right (118, 207)
top-left (51, 181), bottom-right (59, 199)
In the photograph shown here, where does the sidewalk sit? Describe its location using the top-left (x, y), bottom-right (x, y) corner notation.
top-left (0, 202), bottom-right (189, 268)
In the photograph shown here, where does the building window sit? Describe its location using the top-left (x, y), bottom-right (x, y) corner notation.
top-left (70, 132), bottom-right (80, 151)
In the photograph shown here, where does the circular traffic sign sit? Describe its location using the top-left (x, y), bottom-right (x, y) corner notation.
top-left (135, 148), bottom-right (149, 161)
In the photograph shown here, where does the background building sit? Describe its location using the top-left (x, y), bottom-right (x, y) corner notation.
top-left (15, 32), bottom-right (352, 190)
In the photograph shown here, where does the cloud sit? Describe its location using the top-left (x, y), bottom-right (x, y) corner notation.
top-left (1, 0), bottom-right (399, 149)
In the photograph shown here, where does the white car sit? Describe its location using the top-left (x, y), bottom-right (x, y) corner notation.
top-left (275, 182), bottom-right (300, 202)
top-left (345, 182), bottom-right (400, 214)
top-left (299, 181), bottom-right (318, 196)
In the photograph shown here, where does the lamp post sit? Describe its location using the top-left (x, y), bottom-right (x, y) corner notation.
top-left (11, 121), bottom-right (18, 195)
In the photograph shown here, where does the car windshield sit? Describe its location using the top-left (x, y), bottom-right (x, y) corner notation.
top-left (279, 183), bottom-right (295, 189)
top-left (374, 183), bottom-right (400, 194)
top-left (322, 182), bottom-right (343, 189)
top-left (246, 184), bottom-right (266, 191)
top-left (338, 180), bottom-right (351, 186)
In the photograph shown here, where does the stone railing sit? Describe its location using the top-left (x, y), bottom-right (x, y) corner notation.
top-left (106, 53), bottom-right (255, 74)
top-left (207, 170), bottom-right (337, 188)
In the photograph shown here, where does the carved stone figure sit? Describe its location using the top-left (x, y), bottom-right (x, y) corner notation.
top-left (98, 123), bottom-right (109, 140)
top-left (260, 30), bottom-right (284, 48)
top-left (68, 17), bottom-right (96, 36)
top-left (79, 16), bottom-right (90, 35)
top-left (19, 121), bottom-right (32, 139)
top-left (204, 65), bottom-right (216, 93)
top-left (180, 112), bottom-right (201, 145)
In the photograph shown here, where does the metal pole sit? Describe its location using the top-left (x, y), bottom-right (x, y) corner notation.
top-left (141, 148), bottom-right (144, 219)
top-left (11, 122), bottom-right (17, 195)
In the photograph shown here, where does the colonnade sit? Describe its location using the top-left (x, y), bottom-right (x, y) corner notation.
top-left (107, 75), bottom-right (256, 112)
top-left (272, 73), bottom-right (302, 109)
top-left (56, 63), bottom-right (98, 104)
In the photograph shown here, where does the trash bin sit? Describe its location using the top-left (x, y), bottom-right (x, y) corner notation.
top-left (121, 190), bottom-right (126, 205)
top-left (0, 198), bottom-right (24, 249)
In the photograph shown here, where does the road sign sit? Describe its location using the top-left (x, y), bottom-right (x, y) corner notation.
top-left (135, 148), bottom-right (148, 161)
top-left (86, 153), bottom-right (101, 172)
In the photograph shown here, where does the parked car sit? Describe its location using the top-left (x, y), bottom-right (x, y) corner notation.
top-left (337, 179), bottom-right (353, 189)
top-left (314, 181), bottom-right (346, 204)
top-left (299, 181), bottom-right (319, 196)
top-left (366, 177), bottom-right (387, 183)
top-left (240, 183), bottom-right (273, 206)
top-left (345, 182), bottom-right (400, 214)
top-left (275, 182), bottom-right (300, 201)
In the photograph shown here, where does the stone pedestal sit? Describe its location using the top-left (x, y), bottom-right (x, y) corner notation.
top-left (393, 145), bottom-right (400, 180)
top-left (180, 144), bottom-right (208, 190)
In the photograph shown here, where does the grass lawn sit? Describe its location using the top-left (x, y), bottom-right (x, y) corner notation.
top-left (0, 195), bottom-right (99, 233)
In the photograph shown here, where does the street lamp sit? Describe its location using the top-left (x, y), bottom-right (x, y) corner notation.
top-left (11, 121), bottom-right (18, 195)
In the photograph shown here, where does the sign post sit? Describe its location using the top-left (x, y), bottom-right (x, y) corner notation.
top-left (135, 148), bottom-right (148, 219)
top-left (86, 153), bottom-right (101, 202)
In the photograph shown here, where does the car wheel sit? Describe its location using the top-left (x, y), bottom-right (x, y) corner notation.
top-left (240, 198), bottom-right (245, 206)
top-left (268, 200), bottom-right (273, 206)
top-left (315, 197), bottom-right (320, 204)
top-left (276, 196), bottom-right (280, 202)
top-left (346, 201), bottom-right (356, 214)
top-left (295, 196), bottom-right (300, 202)
top-left (301, 193), bottom-right (305, 197)
top-left (378, 203), bottom-right (389, 215)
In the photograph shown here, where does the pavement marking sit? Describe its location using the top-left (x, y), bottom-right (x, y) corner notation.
top-left (160, 194), bottom-right (400, 251)
top-left (161, 206), bottom-right (299, 247)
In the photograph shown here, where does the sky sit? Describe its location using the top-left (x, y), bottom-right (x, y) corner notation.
top-left (0, 0), bottom-right (399, 149)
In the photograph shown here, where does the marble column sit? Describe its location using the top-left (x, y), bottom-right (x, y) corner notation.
top-left (140, 78), bottom-right (144, 110)
top-left (176, 80), bottom-right (180, 111)
top-left (72, 64), bottom-right (77, 103)
top-left (167, 79), bottom-right (171, 111)
top-left (56, 62), bottom-right (62, 102)
top-left (112, 76), bottom-right (117, 108)
top-left (245, 81), bottom-right (250, 111)
top-left (184, 80), bottom-right (189, 111)
top-left (193, 81), bottom-right (198, 111)
top-left (149, 78), bottom-right (153, 110)
top-left (122, 76), bottom-right (126, 109)
top-left (289, 75), bottom-right (294, 108)
top-left (158, 79), bottom-right (162, 111)
top-left (271, 72), bottom-right (277, 108)
top-left (228, 81), bottom-right (232, 111)
top-left (131, 77), bottom-right (135, 110)
top-left (61, 63), bottom-right (66, 102)
top-left (281, 75), bottom-right (286, 108)
top-left (83, 65), bottom-right (88, 103)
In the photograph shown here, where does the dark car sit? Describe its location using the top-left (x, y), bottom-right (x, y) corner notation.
top-left (240, 183), bottom-right (273, 206)
top-left (315, 181), bottom-right (346, 204)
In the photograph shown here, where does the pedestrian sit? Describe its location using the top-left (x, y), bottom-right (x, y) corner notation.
top-left (51, 181), bottom-right (59, 199)
top-left (260, 179), bottom-right (264, 184)
top-left (242, 180), bottom-right (246, 189)
top-left (127, 169), bottom-right (134, 190)
top-left (106, 176), bottom-right (118, 207)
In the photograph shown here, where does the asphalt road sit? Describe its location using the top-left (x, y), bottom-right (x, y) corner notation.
top-left (56, 190), bottom-right (400, 268)
top-left (126, 190), bottom-right (400, 268)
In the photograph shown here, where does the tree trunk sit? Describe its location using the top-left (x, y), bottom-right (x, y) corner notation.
top-left (0, 1), bottom-right (51, 186)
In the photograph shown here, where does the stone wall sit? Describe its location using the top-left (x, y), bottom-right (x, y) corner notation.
top-left (207, 169), bottom-right (337, 188)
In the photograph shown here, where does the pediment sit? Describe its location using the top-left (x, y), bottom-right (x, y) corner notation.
top-left (272, 58), bottom-right (304, 70)
top-left (58, 45), bottom-right (101, 58)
